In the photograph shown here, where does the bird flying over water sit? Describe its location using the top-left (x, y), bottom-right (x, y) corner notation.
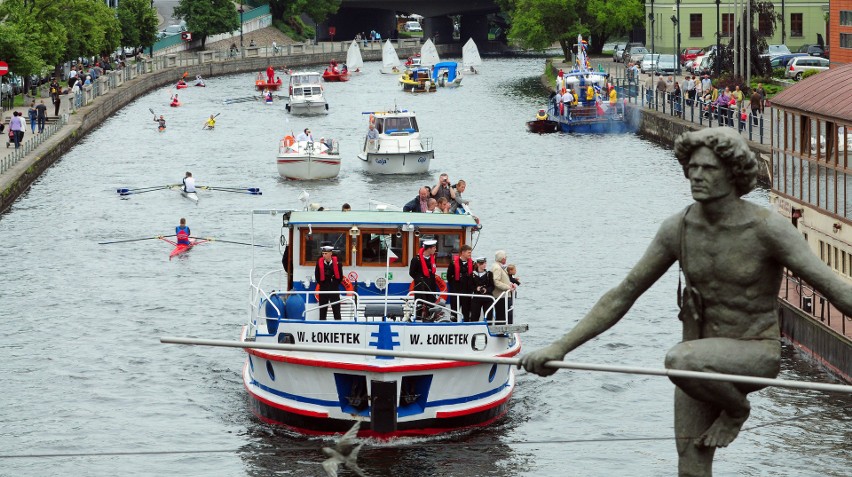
top-left (321, 421), bottom-right (367, 477)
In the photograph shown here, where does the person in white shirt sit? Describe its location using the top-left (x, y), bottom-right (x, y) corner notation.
top-left (182, 171), bottom-right (196, 192)
top-left (296, 128), bottom-right (313, 142)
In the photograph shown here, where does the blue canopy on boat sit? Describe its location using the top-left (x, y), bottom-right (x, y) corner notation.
top-left (431, 62), bottom-right (459, 83)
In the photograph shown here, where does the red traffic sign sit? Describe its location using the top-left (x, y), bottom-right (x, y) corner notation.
top-left (0, 61), bottom-right (9, 76)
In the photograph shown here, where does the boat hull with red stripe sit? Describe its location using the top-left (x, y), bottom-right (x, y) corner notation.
top-left (276, 138), bottom-right (341, 180)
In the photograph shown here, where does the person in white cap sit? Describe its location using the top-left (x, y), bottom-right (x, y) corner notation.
top-left (470, 256), bottom-right (493, 321)
top-left (409, 238), bottom-right (439, 319)
top-left (314, 245), bottom-right (344, 320)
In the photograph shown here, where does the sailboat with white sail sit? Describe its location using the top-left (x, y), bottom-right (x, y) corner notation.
top-left (420, 39), bottom-right (440, 69)
top-left (462, 38), bottom-right (483, 74)
top-left (379, 40), bottom-right (402, 74)
top-left (346, 40), bottom-right (363, 73)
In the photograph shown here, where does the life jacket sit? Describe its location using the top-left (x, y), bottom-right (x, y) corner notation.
top-left (452, 255), bottom-right (473, 281)
top-left (176, 225), bottom-right (190, 245)
top-left (419, 248), bottom-right (436, 278)
top-left (318, 256), bottom-right (341, 281)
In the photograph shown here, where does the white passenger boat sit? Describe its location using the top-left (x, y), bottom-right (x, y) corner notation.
top-left (379, 40), bottom-right (402, 74)
top-left (276, 135), bottom-right (341, 180)
top-left (286, 72), bottom-right (328, 114)
top-left (462, 38), bottom-right (483, 74)
top-left (243, 204), bottom-right (525, 436)
top-left (346, 40), bottom-right (363, 73)
top-left (420, 39), bottom-right (440, 69)
top-left (357, 108), bottom-right (434, 174)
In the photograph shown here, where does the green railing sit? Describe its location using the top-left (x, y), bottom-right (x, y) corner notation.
top-left (241, 4), bottom-right (270, 22)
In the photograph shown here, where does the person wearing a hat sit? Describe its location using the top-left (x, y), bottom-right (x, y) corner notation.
top-left (491, 250), bottom-right (517, 324)
top-left (446, 244), bottom-right (474, 321)
top-left (470, 256), bottom-right (493, 321)
top-left (409, 238), bottom-right (439, 319)
top-left (315, 245), bottom-right (345, 320)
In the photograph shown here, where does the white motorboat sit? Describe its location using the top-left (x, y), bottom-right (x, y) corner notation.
top-left (277, 135), bottom-right (341, 180)
top-left (346, 40), bottom-right (364, 73)
top-left (243, 205), bottom-right (526, 436)
top-left (420, 39), bottom-right (440, 69)
top-left (286, 72), bottom-right (328, 114)
top-left (379, 40), bottom-right (402, 74)
top-left (357, 108), bottom-right (434, 174)
top-left (462, 38), bottom-right (483, 74)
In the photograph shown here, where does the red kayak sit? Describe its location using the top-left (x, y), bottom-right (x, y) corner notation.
top-left (161, 237), bottom-right (207, 259)
top-left (170, 101), bottom-right (181, 107)
top-left (322, 69), bottom-right (350, 82)
top-left (176, 83), bottom-right (188, 89)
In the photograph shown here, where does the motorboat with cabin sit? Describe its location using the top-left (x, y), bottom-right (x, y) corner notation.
top-left (242, 200), bottom-right (526, 436)
top-left (346, 40), bottom-right (364, 73)
top-left (276, 135), bottom-right (341, 180)
top-left (400, 68), bottom-right (436, 93)
top-left (462, 38), bottom-right (482, 74)
top-left (358, 108), bottom-right (434, 174)
top-left (287, 72), bottom-right (328, 114)
top-left (432, 62), bottom-right (462, 88)
top-left (380, 40), bottom-right (402, 74)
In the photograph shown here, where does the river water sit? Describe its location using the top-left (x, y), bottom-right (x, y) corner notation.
top-left (0, 57), bottom-right (849, 477)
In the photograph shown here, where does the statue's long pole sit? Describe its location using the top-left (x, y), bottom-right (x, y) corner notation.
top-left (160, 336), bottom-right (852, 394)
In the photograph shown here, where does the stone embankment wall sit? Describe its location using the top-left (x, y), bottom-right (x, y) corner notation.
top-left (1, 44), bottom-right (461, 213)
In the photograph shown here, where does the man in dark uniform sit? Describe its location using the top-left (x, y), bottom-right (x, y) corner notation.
top-left (409, 238), bottom-right (439, 319)
top-left (446, 244), bottom-right (474, 321)
top-left (314, 245), bottom-right (344, 320)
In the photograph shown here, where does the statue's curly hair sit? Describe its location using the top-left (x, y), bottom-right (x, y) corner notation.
top-left (674, 128), bottom-right (758, 197)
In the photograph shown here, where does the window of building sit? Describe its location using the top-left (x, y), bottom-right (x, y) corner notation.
top-left (819, 240), bottom-right (825, 262)
top-left (357, 229), bottom-right (407, 267)
top-left (690, 14), bottom-right (702, 38)
top-left (758, 13), bottom-right (772, 36)
top-left (841, 11), bottom-right (852, 26)
top-left (300, 229), bottom-right (350, 266)
top-left (841, 33), bottom-right (852, 49)
top-left (842, 251), bottom-right (847, 275)
top-left (722, 13), bottom-right (734, 37)
top-left (791, 13), bottom-right (803, 37)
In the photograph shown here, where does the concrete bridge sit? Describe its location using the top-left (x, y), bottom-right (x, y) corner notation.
top-left (319, 0), bottom-right (502, 50)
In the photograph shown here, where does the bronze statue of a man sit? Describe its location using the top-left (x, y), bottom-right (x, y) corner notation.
top-left (521, 127), bottom-right (852, 476)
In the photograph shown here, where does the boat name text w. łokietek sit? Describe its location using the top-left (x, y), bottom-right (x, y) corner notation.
top-left (298, 331), bottom-right (472, 346)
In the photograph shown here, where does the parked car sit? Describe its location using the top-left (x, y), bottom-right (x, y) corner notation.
top-left (761, 44), bottom-right (792, 58)
top-left (655, 54), bottom-right (678, 75)
top-left (679, 48), bottom-right (703, 65)
top-left (797, 44), bottom-right (825, 57)
top-left (623, 46), bottom-right (648, 64)
top-left (403, 21), bottom-right (422, 32)
top-left (612, 44), bottom-right (626, 62)
top-left (769, 53), bottom-right (808, 69)
top-left (694, 53), bottom-right (716, 76)
top-left (640, 54), bottom-right (660, 73)
top-left (158, 23), bottom-right (187, 39)
top-left (785, 56), bottom-right (830, 80)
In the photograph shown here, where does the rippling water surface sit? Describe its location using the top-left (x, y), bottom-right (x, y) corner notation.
top-left (1, 57), bottom-right (849, 477)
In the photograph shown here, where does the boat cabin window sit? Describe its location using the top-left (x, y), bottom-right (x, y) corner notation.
top-left (384, 117), bottom-right (417, 134)
top-left (419, 230), bottom-right (463, 266)
top-left (375, 118), bottom-right (383, 134)
top-left (300, 229), bottom-right (350, 266)
top-left (358, 230), bottom-right (408, 266)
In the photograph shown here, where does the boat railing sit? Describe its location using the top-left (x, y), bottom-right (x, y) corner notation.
top-left (303, 294), bottom-right (359, 318)
top-left (368, 199), bottom-right (403, 211)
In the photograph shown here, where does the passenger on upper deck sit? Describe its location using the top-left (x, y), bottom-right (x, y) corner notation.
top-left (426, 198), bottom-right (438, 213)
top-left (450, 180), bottom-right (469, 213)
top-left (341, 203), bottom-right (351, 211)
top-left (314, 245), bottom-right (344, 320)
top-left (436, 197), bottom-right (451, 213)
top-left (403, 186), bottom-right (430, 212)
top-left (447, 244), bottom-right (474, 321)
top-left (409, 238), bottom-right (440, 319)
top-left (431, 173), bottom-right (456, 202)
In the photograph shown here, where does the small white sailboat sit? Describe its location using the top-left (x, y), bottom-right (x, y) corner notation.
top-left (420, 39), bottom-right (440, 69)
top-left (346, 40), bottom-right (363, 73)
top-left (379, 40), bottom-right (402, 74)
top-left (462, 38), bottom-right (483, 74)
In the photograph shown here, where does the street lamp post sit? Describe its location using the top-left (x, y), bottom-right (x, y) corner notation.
top-left (716, 0), bottom-right (721, 77)
top-left (239, 2), bottom-right (244, 48)
top-left (675, 0), bottom-right (681, 75)
top-left (650, 0), bottom-right (655, 55)
top-left (671, 15), bottom-right (678, 72)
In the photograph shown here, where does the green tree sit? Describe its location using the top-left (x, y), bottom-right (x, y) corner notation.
top-left (173, 0), bottom-right (240, 48)
top-left (582, 0), bottom-right (643, 55)
top-left (62, 0), bottom-right (122, 60)
top-left (117, 0), bottom-right (159, 52)
top-left (267, 0), bottom-right (340, 38)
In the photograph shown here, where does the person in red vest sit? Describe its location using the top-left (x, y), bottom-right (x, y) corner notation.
top-left (266, 65), bottom-right (275, 84)
top-left (446, 244), bottom-right (474, 321)
top-left (409, 238), bottom-right (439, 320)
top-left (314, 245), bottom-right (344, 320)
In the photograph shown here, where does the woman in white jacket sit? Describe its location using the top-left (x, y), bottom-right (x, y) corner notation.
top-left (491, 250), bottom-right (516, 324)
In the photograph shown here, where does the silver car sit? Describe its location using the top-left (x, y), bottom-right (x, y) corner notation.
top-left (613, 45), bottom-right (625, 62)
top-left (623, 46), bottom-right (648, 64)
top-left (640, 54), bottom-right (660, 73)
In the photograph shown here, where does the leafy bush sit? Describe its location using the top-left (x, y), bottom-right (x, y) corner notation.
top-left (715, 73), bottom-right (747, 94)
top-left (273, 17), bottom-right (314, 42)
top-left (771, 68), bottom-right (786, 79)
top-left (801, 69), bottom-right (822, 80)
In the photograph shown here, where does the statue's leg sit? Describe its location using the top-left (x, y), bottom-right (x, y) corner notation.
top-left (666, 338), bottom-right (780, 448)
top-left (674, 388), bottom-right (716, 477)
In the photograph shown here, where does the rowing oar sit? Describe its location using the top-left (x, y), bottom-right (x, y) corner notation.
top-left (117, 186), bottom-right (176, 196)
top-left (189, 237), bottom-right (268, 247)
top-left (99, 234), bottom-right (176, 245)
top-left (197, 186), bottom-right (262, 195)
top-left (158, 337), bottom-right (852, 395)
top-left (116, 185), bottom-right (173, 194)
top-left (149, 107), bottom-right (156, 116)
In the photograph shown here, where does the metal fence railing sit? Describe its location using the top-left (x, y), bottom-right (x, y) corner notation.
top-left (1, 115), bottom-right (68, 174)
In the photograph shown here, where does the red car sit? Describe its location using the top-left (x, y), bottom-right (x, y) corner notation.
top-left (680, 48), bottom-right (704, 65)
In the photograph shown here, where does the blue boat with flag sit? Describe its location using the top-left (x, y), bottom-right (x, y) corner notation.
top-left (241, 199), bottom-right (526, 437)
